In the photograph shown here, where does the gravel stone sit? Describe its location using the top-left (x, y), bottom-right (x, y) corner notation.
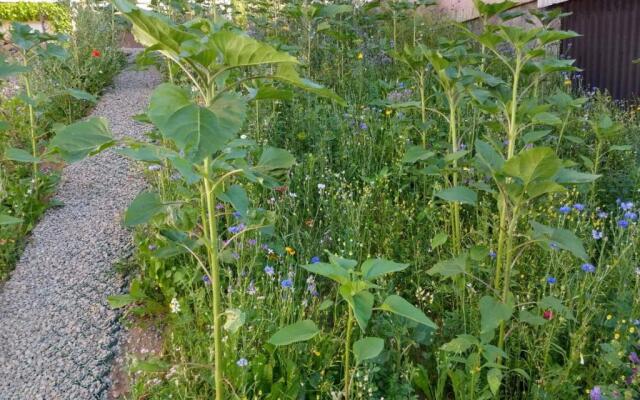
top-left (0, 61), bottom-right (160, 399)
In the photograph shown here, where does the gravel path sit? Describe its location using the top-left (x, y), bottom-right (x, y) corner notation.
top-left (0, 61), bottom-right (160, 399)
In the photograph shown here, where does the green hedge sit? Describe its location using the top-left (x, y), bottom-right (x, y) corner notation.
top-left (0, 2), bottom-right (71, 32)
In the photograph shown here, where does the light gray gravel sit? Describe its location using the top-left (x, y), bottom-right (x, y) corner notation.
top-left (0, 60), bottom-right (160, 399)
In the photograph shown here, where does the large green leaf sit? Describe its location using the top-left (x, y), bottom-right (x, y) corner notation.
top-left (66, 89), bottom-right (97, 103)
top-left (217, 185), bottom-right (249, 218)
top-left (147, 83), bottom-right (192, 129)
top-left (487, 368), bottom-right (503, 395)
top-left (402, 145), bottom-right (435, 164)
top-left (4, 147), bottom-right (40, 163)
top-left (435, 186), bottom-right (477, 205)
top-left (210, 30), bottom-right (298, 68)
top-left (427, 253), bottom-right (468, 278)
top-left (303, 262), bottom-right (350, 284)
top-left (360, 258), bottom-right (409, 281)
top-left (0, 214), bottom-right (23, 226)
top-left (502, 147), bottom-right (560, 185)
top-left (380, 295), bottom-right (437, 329)
top-left (256, 147), bottom-right (296, 172)
top-left (440, 334), bottom-right (479, 353)
top-left (164, 104), bottom-right (234, 163)
top-left (531, 221), bottom-right (588, 260)
top-left (479, 296), bottom-right (513, 334)
top-left (113, 0), bottom-right (197, 59)
top-left (353, 337), bottom-right (384, 364)
top-left (475, 139), bottom-right (504, 175)
top-left (268, 320), bottom-right (320, 346)
top-left (340, 287), bottom-right (374, 331)
top-left (209, 92), bottom-right (247, 137)
top-left (554, 168), bottom-right (600, 184)
top-left (50, 117), bottom-right (115, 163)
top-left (0, 55), bottom-right (29, 79)
top-left (124, 191), bottom-right (166, 226)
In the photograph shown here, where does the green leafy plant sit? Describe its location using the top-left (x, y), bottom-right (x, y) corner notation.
top-left (270, 253), bottom-right (436, 399)
top-left (46, 1), bottom-right (344, 398)
top-left (0, 2), bottom-right (72, 32)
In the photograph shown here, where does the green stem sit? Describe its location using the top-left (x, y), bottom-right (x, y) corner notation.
top-left (203, 158), bottom-right (224, 400)
top-left (23, 73), bottom-right (38, 188)
top-left (344, 307), bottom-right (354, 400)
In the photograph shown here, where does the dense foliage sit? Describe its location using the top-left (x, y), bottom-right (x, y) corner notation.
top-left (0, 6), bottom-right (125, 277)
top-left (6, 0), bottom-right (640, 399)
top-left (0, 2), bottom-right (72, 32)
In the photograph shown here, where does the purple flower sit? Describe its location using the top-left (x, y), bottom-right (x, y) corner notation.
top-left (216, 203), bottom-right (225, 210)
top-left (233, 211), bottom-right (242, 218)
top-left (624, 211), bottom-right (638, 221)
top-left (573, 203), bottom-right (585, 212)
top-left (232, 252), bottom-right (240, 260)
top-left (228, 223), bottom-right (246, 234)
top-left (621, 201), bottom-right (634, 211)
top-left (247, 239), bottom-right (257, 246)
top-left (629, 351), bottom-right (640, 364)
top-left (359, 121), bottom-right (368, 130)
top-left (547, 276), bottom-right (557, 284)
top-left (280, 278), bottom-right (293, 289)
top-left (549, 242), bottom-right (559, 250)
top-left (489, 250), bottom-right (497, 259)
top-left (590, 386), bottom-right (602, 400)
top-left (148, 244), bottom-right (157, 251)
top-left (202, 275), bottom-right (211, 285)
top-left (597, 211), bottom-right (608, 219)
top-left (246, 280), bottom-right (257, 295)
top-left (618, 219), bottom-right (629, 229)
top-left (581, 263), bottom-right (596, 273)
top-left (310, 256), bottom-right (321, 264)
top-left (592, 230), bottom-right (603, 240)
top-left (559, 205), bottom-right (571, 214)
top-left (264, 265), bottom-right (275, 276)
top-left (236, 358), bottom-right (248, 367)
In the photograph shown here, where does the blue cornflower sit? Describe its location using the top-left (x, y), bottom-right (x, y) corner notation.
top-left (310, 256), bottom-right (321, 264)
top-left (236, 358), bottom-right (249, 367)
top-left (549, 242), bottom-right (559, 250)
top-left (488, 250), bottom-right (497, 259)
top-left (624, 211), bottom-right (638, 221)
top-left (618, 219), bottom-right (629, 229)
top-left (592, 230), bottom-right (603, 240)
top-left (359, 121), bottom-right (368, 130)
top-left (597, 211), bottom-right (608, 219)
top-left (202, 275), bottom-right (211, 285)
top-left (573, 203), bottom-right (585, 212)
top-left (590, 386), bottom-right (602, 400)
top-left (559, 205), bottom-right (571, 214)
top-left (233, 211), bottom-right (242, 218)
top-left (620, 201), bottom-right (634, 211)
top-left (228, 223), bottom-right (246, 234)
top-left (581, 263), bottom-right (596, 273)
top-left (264, 265), bottom-right (275, 276)
top-left (247, 239), bottom-right (257, 246)
top-left (281, 278), bottom-right (293, 289)
top-left (547, 276), bottom-right (557, 284)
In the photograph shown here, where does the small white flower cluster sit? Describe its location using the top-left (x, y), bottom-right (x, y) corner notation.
top-left (169, 297), bottom-right (181, 313)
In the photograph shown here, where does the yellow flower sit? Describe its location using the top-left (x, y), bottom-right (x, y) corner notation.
top-left (607, 314), bottom-right (613, 320)
top-left (630, 326), bottom-right (636, 333)
top-left (384, 109), bottom-right (392, 117)
top-left (312, 349), bottom-right (321, 356)
top-left (563, 79), bottom-right (572, 86)
top-left (357, 52), bottom-right (364, 60)
top-left (614, 332), bottom-right (620, 340)
top-left (285, 246), bottom-right (296, 256)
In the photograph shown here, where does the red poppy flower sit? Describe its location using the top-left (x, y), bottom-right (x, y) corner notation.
top-left (543, 310), bottom-right (554, 320)
top-left (91, 49), bottom-right (101, 58)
